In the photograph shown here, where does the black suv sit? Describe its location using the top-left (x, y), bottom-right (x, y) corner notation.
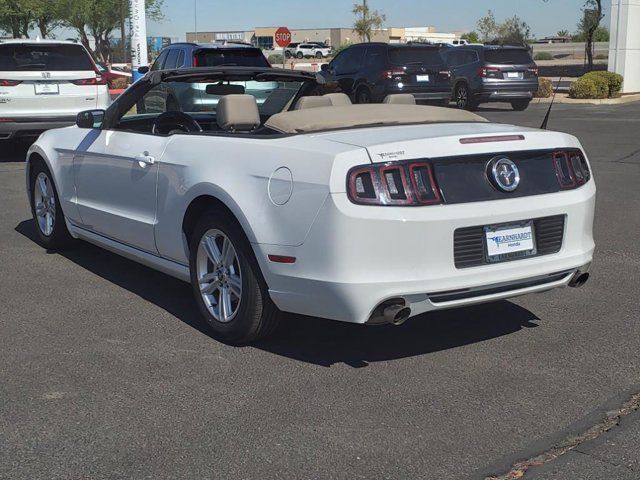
top-left (444, 45), bottom-right (539, 111)
top-left (319, 43), bottom-right (452, 104)
top-left (140, 42), bottom-right (270, 73)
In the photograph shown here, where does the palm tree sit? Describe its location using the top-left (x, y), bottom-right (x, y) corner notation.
top-left (352, 0), bottom-right (386, 43)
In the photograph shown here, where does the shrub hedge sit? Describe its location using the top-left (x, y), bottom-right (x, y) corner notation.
top-left (534, 77), bottom-right (554, 98)
top-left (569, 71), bottom-right (623, 99)
top-left (268, 54), bottom-right (284, 65)
top-left (582, 71), bottom-right (624, 97)
top-left (534, 52), bottom-right (553, 61)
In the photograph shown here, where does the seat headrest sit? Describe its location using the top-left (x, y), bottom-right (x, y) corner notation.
top-left (294, 96), bottom-right (332, 110)
top-left (216, 94), bottom-right (260, 132)
top-left (323, 93), bottom-right (352, 106)
top-left (383, 94), bottom-right (416, 105)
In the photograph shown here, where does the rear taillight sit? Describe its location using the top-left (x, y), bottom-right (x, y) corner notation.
top-left (382, 69), bottom-right (405, 80)
top-left (193, 55), bottom-right (199, 67)
top-left (438, 69), bottom-right (452, 80)
top-left (0, 79), bottom-right (21, 86)
top-left (528, 67), bottom-right (539, 77)
top-left (553, 150), bottom-right (591, 189)
top-left (73, 75), bottom-right (107, 86)
top-left (478, 67), bottom-right (501, 79)
top-left (348, 161), bottom-right (442, 206)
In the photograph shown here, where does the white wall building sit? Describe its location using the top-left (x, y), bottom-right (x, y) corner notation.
top-left (609, 0), bottom-right (640, 93)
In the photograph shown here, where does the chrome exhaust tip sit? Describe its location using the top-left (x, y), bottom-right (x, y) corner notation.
top-left (367, 299), bottom-right (412, 326)
top-left (569, 272), bottom-right (590, 288)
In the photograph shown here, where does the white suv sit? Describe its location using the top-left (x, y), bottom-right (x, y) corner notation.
top-left (292, 43), bottom-right (332, 59)
top-left (0, 40), bottom-right (110, 142)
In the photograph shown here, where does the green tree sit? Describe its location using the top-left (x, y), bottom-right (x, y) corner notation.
top-left (496, 15), bottom-right (531, 44)
top-left (477, 10), bottom-right (497, 41)
top-left (352, 0), bottom-right (386, 42)
top-left (461, 31), bottom-right (480, 43)
top-left (60, 0), bottom-right (164, 62)
top-left (0, 0), bottom-right (35, 38)
top-left (577, 0), bottom-right (604, 70)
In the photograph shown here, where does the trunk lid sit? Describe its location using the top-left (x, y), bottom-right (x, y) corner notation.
top-left (318, 123), bottom-right (571, 162)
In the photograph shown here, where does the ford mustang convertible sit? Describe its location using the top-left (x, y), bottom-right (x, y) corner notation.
top-left (26, 66), bottom-right (595, 343)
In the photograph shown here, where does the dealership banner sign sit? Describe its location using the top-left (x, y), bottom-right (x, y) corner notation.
top-left (130, 0), bottom-right (148, 81)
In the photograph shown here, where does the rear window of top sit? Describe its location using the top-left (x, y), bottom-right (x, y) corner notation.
top-left (194, 48), bottom-right (270, 68)
top-left (388, 47), bottom-right (444, 66)
top-left (0, 43), bottom-right (94, 71)
top-left (484, 48), bottom-right (533, 65)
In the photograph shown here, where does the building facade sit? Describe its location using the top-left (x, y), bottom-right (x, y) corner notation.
top-left (186, 26), bottom-right (459, 48)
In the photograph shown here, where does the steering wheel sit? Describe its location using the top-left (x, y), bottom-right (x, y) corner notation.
top-left (151, 111), bottom-right (203, 135)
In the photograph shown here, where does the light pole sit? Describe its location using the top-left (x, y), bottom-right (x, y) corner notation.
top-left (194, 0), bottom-right (198, 42)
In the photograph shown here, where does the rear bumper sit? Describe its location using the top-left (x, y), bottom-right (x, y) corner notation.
top-left (377, 85), bottom-right (452, 102)
top-left (477, 81), bottom-right (538, 102)
top-left (256, 181), bottom-right (596, 324)
top-left (0, 116), bottom-right (76, 140)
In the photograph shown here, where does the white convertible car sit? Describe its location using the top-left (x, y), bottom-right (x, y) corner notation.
top-left (26, 67), bottom-right (595, 343)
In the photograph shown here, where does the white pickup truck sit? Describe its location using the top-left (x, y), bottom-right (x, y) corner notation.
top-left (286, 43), bottom-right (332, 59)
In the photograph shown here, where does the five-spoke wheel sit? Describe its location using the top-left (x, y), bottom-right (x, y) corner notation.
top-left (189, 210), bottom-right (280, 343)
top-left (33, 172), bottom-right (56, 237)
top-left (197, 230), bottom-right (243, 323)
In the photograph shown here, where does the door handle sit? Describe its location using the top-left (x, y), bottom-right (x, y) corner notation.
top-left (135, 151), bottom-right (155, 167)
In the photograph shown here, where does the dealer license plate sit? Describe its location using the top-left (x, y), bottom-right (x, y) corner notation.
top-left (416, 74), bottom-right (430, 82)
top-left (35, 83), bottom-right (59, 95)
top-left (484, 221), bottom-right (536, 263)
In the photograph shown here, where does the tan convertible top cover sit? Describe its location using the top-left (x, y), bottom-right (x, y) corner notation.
top-left (265, 104), bottom-right (488, 134)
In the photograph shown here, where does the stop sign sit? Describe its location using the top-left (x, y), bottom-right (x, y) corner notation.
top-left (275, 27), bottom-right (292, 48)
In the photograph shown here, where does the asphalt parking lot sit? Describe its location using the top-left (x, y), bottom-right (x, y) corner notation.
top-left (1, 103), bottom-right (639, 480)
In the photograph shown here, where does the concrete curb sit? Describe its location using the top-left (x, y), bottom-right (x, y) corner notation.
top-left (533, 93), bottom-right (640, 105)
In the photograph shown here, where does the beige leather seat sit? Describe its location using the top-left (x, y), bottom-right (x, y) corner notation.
top-left (323, 93), bottom-right (352, 106)
top-left (294, 96), bottom-right (332, 110)
top-left (216, 94), bottom-right (260, 132)
top-left (383, 94), bottom-right (416, 105)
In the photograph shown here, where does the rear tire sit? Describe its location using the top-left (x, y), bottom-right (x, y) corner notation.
top-left (315, 51), bottom-right (323, 59)
top-left (454, 83), bottom-right (478, 111)
top-left (189, 209), bottom-right (280, 344)
top-left (284, 51), bottom-right (292, 59)
top-left (296, 52), bottom-right (303, 59)
top-left (355, 86), bottom-right (372, 104)
top-left (29, 161), bottom-right (73, 250)
top-left (511, 99), bottom-right (531, 111)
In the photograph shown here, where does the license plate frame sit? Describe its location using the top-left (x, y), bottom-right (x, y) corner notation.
top-left (506, 71), bottom-right (523, 79)
top-left (416, 74), bottom-right (430, 82)
top-left (34, 83), bottom-right (59, 95)
top-left (484, 220), bottom-right (537, 263)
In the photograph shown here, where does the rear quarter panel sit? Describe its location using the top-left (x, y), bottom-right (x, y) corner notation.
top-left (154, 134), bottom-right (368, 265)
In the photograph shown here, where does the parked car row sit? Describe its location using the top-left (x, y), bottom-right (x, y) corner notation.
top-left (318, 43), bottom-right (540, 111)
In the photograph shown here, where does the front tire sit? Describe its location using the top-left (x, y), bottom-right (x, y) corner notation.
top-left (296, 52), bottom-right (303, 59)
top-left (511, 99), bottom-right (531, 111)
top-left (189, 210), bottom-right (280, 344)
top-left (29, 161), bottom-right (73, 249)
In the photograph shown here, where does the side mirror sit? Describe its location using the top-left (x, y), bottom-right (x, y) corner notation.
top-left (138, 66), bottom-right (150, 74)
top-left (76, 110), bottom-right (105, 129)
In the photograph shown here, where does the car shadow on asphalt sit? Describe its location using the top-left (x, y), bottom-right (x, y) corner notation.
top-left (16, 219), bottom-right (540, 368)
top-left (0, 141), bottom-right (31, 162)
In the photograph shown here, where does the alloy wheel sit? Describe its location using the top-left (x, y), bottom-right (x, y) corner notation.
top-left (196, 229), bottom-right (243, 323)
top-left (456, 85), bottom-right (468, 109)
top-left (33, 172), bottom-right (56, 237)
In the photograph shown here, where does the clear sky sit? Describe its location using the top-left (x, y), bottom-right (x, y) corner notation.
top-left (146, 0), bottom-right (611, 40)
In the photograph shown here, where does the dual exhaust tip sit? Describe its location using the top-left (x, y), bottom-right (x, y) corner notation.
top-left (569, 271), bottom-right (590, 288)
top-left (367, 299), bottom-right (412, 326)
top-left (368, 269), bottom-right (589, 326)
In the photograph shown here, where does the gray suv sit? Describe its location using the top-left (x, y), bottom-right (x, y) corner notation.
top-left (444, 45), bottom-right (539, 111)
